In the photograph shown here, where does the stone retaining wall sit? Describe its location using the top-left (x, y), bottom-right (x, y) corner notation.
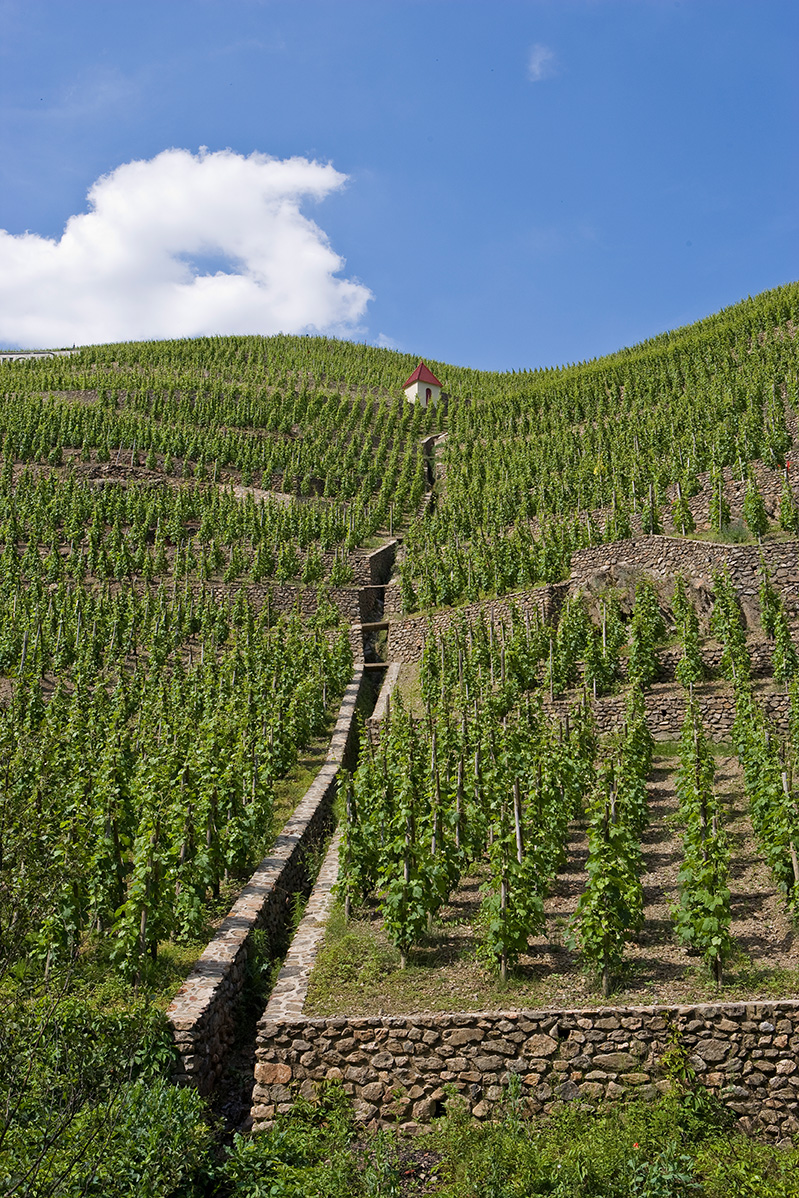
top-left (367, 681), bottom-right (790, 744)
top-left (367, 638), bottom-right (783, 743)
top-left (269, 548), bottom-right (381, 588)
top-left (543, 684), bottom-right (791, 741)
top-left (195, 540), bottom-right (395, 625)
top-left (251, 1001), bottom-right (799, 1143)
top-left (570, 535), bottom-right (799, 623)
top-left (656, 639), bottom-right (773, 680)
top-left (365, 540), bottom-right (398, 586)
top-left (383, 581), bottom-right (402, 616)
top-left (43, 576), bottom-right (366, 625)
top-left (168, 667), bottom-right (365, 1095)
top-left (386, 583), bottom-right (569, 664)
top-left (382, 535), bottom-right (799, 655)
top-left (258, 582), bottom-right (364, 624)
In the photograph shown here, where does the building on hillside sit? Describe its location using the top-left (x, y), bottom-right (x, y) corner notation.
top-left (403, 361), bottom-right (442, 408)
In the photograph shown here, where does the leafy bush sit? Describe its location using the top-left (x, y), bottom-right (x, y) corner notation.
top-left (0, 1078), bottom-right (212, 1198)
top-left (217, 1084), bottom-right (359, 1198)
top-left (428, 1084), bottom-right (791, 1198)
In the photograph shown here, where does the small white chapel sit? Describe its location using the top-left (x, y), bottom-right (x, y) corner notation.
top-left (403, 361), bottom-right (442, 408)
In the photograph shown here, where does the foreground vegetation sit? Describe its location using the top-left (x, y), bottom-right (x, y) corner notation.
top-left (222, 1078), bottom-right (799, 1198)
top-left (7, 1064), bottom-right (799, 1196)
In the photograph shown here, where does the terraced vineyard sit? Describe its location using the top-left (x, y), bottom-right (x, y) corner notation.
top-left (323, 578), bottom-right (799, 1013)
top-left (4, 283), bottom-right (799, 1192)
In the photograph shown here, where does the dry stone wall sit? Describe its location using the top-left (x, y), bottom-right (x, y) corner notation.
top-left (184, 543), bottom-right (396, 630)
top-left (367, 676), bottom-right (787, 744)
top-left (61, 576), bottom-right (364, 625)
top-left (383, 535), bottom-right (799, 662)
top-left (259, 582), bottom-right (363, 623)
top-left (655, 639), bottom-right (773, 680)
top-left (265, 548), bottom-right (383, 587)
top-left (570, 535), bottom-right (799, 624)
top-left (544, 684), bottom-right (791, 741)
top-left (368, 637), bottom-right (783, 743)
top-left (364, 539), bottom-right (398, 585)
top-left (252, 1001), bottom-right (799, 1143)
top-left (168, 667), bottom-right (364, 1095)
top-left (383, 581), bottom-right (403, 616)
top-left (387, 583), bottom-right (568, 664)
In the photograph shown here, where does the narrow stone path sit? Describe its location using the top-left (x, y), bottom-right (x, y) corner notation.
top-left (262, 830), bottom-right (342, 1022)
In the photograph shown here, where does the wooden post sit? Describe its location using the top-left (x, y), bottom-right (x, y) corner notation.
top-left (513, 778), bottom-right (524, 865)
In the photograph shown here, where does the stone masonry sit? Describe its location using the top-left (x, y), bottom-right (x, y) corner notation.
top-left (385, 534), bottom-right (799, 664)
top-left (369, 638), bottom-right (788, 744)
top-left (570, 534), bottom-right (799, 623)
top-left (252, 1002), bottom-right (799, 1143)
top-left (168, 667), bottom-right (364, 1094)
top-left (261, 829), bottom-right (342, 1022)
top-left (544, 683), bottom-right (791, 741)
top-left (386, 582), bottom-right (569, 664)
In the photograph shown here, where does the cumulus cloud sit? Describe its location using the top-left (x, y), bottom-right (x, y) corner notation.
top-left (0, 148), bottom-right (372, 347)
top-left (376, 332), bottom-right (403, 351)
top-left (527, 43), bottom-right (557, 82)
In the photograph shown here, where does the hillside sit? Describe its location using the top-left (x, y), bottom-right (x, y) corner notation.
top-left (3, 282), bottom-right (799, 1188)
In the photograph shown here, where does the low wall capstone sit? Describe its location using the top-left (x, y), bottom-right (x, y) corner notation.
top-left (261, 829), bottom-right (342, 1023)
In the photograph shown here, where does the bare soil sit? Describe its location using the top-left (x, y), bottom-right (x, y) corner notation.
top-left (306, 750), bottom-right (799, 1016)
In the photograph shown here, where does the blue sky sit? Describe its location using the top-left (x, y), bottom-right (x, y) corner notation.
top-left (1, 0), bottom-right (797, 369)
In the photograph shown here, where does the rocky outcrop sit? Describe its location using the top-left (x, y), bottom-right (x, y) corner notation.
top-left (385, 535), bottom-right (799, 664)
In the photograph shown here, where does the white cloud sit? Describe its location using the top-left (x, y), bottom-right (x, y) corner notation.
top-left (527, 43), bottom-right (557, 83)
top-left (0, 148), bottom-right (372, 347)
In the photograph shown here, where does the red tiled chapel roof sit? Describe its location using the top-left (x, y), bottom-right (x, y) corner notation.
top-left (403, 361), bottom-right (442, 389)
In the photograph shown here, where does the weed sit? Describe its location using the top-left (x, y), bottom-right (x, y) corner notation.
top-left (362, 1130), bottom-right (403, 1197)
